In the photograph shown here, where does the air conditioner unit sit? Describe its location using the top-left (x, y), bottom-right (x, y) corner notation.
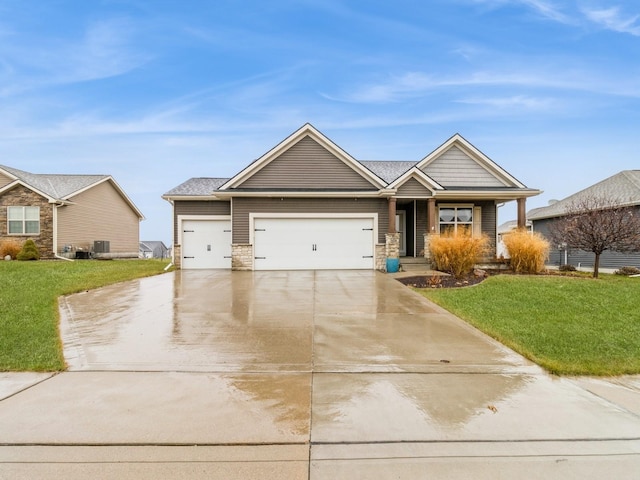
top-left (94, 240), bottom-right (110, 253)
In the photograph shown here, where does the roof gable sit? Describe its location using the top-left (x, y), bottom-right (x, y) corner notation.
top-left (0, 164), bottom-right (143, 218)
top-left (220, 124), bottom-right (386, 190)
top-left (416, 134), bottom-right (526, 189)
top-left (388, 167), bottom-right (443, 197)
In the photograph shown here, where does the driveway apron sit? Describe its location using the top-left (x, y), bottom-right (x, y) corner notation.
top-left (0, 270), bottom-right (639, 479)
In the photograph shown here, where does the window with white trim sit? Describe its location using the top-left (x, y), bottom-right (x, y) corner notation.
top-left (438, 205), bottom-right (473, 236)
top-left (7, 206), bottom-right (40, 235)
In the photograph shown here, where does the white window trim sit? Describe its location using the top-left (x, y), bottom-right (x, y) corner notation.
top-left (436, 204), bottom-right (483, 238)
top-left (7, 206), bottom-right (40, 235)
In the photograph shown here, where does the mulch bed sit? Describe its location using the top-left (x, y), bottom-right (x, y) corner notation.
top-left (396, 268), bottom-right (586, 289)
top-left (396, 272), bottom-right (488, 289)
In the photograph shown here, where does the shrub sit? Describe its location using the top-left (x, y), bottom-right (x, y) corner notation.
top-left (614, 266), bottom-right (640, 276)
top-left (559, 264), bottom-right (577, 272)
top-left (16, 239), bottom-right (40, 261)
top-left (0, 239), bottom-right (22, 259)
top-left (429, 229), bottom-right (490, 279)
top-left (503, 228), bottom-right (549, 274)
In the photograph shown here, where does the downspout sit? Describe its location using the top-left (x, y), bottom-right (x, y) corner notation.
top-left (52, 203), bottom-right (74, 262)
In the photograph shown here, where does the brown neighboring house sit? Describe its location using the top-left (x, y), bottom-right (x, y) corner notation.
top-left (0, 165), bottom-right (144, 259)
top-left (163, 123), bottom-right (540, 271)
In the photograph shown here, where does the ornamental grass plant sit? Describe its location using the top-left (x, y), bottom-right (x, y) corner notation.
top-left (503, 228), bottom-right (549, 274)
top-left (0, 238), bottom-right (22, 259)
top-left (429, 228), bottom-right (490, 279)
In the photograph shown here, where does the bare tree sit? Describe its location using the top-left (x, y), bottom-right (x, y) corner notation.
top-left (549, 195), bottom-right (640, 278)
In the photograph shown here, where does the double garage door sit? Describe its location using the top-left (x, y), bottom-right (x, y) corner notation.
top-left (182, 216), bottom-right (375, 270)
top-left (253, 217), bottom-right (375, 270)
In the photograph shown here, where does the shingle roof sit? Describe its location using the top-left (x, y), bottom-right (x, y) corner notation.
top-left (0, 165), bottom-right (109, 200)
top-left (163, 177), bottom-right (230, 197)
top-left (360, 161), bottom-right (417, 183)
top-left (528, 170), bottom-right (640, 220)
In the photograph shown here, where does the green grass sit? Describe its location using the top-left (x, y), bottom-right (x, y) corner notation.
top-left (1, 259), bottom-right (171, 371)
top-left (418, 274), bottom-right (640, 376)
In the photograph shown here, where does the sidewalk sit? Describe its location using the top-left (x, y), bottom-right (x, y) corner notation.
top-left (1, 270), bottom-right (639, 478)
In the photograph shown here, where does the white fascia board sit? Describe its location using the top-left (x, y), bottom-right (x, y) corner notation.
top-left (417, 134), bottom-right (527, 189)
top-left (0, 167), bottom-right (19, 181)
top-left (434, 189), bottom-right (542, 200)
top-left (219, 123), bottom-right (387, 190)
top-left (162, 194), bottom-right (219, 202)
top-left (388, 167), bottom-right (444, 191)
top-left (0, 180), bottom-right (57, 203)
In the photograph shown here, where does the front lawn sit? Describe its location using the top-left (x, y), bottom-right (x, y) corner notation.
top-left (417, 274), bottom-right (640, 376)
top-left (1, 260), bottom-right (171, 371)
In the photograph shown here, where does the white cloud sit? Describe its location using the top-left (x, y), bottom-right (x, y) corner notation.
top-left (582, 6), bottom-right (640, 36)
top-left (0, 17), bottom-right (149, 97)
top-left (520, 0), bottom-right (574, 24)
top-left (456, 95), bottom-right (555, 110)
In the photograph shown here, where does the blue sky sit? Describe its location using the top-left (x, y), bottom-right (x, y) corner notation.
top-left (1, 0), bottom-right (639, 244)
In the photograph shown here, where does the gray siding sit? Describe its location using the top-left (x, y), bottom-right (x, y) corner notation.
top-left (478, 201), bottom-right (497, 253)
top-left (173, 200), bottom-right (231, 244)
top-left (396, 177), bottom-right (432, 197)
top-left (423, 146), bottom-right (505, 188)
top-left (237, 136), bottom-right (377, 190)
top-left (232, 197), bottom-right (388, 244)
top-left (533, 217), bottom-right (640, 270)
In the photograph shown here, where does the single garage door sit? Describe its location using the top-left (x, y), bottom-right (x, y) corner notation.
top-left (182, 219), bottom-right (232, 269)
top-left (253, 217), bottom-right (375, 270)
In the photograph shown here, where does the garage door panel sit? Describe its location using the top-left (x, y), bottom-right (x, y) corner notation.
top-left (254, 217), bottom-right (374, 271)
top-left (182, 220), bottom-right (232, 269)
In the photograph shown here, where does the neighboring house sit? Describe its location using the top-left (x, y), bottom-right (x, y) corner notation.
top-left (162, 123), bottom-right (540, 271)
top-left (139, 242), bottom-right (153, 259)
top-left (529, 170), bottom-right (640, 270)
top-left (0, 165), bottom-right (144, 259)
top-left (496, 219), bottom-right (533, 258)
top-left (139, 240), bottom-right (170, 259)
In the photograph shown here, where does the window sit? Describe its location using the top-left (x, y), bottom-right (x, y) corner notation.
top-left (8, 206), bottom-right (40, 235)
top-left (439, 205), bottom-right (473, 235)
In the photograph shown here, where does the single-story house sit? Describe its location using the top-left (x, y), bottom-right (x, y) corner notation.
top-left (529, 170), bottom-right (640, 271)
top-left (139, 240), bottom-right (170, 259)
top-left (0, 165), bottom-right (144, 259)
top-left (162, 123), bottom-right (540, 270)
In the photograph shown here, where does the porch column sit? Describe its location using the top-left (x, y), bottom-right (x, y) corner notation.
top-left (517, 197), bottom-right (527, 229)
top-left (427, 198), bottom-right (437, 234)
top-left (388, 197), bottom-right (397, 233)
top-left (424, 198), bottom-right (438, 260)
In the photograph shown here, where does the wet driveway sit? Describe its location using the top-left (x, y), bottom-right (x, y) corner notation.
top-left (1, 270), bottom-right (639, 478)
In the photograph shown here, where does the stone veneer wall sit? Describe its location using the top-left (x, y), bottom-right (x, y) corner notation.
top-left (385, 233), bottom-right (400, 259)
top-left (375, 244), bottom-right (386, 271)
top-left (232, 244), bottom-right (253, 271)
top-left (173, 245), bottom-right (182, 269)
top-left (0, 186), bottom-right (54, 258)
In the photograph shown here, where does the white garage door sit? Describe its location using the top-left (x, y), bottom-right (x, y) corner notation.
top-left (253, 217), bottom-right (375, 270)
top-left (182, 219), bottom-right (232, 269)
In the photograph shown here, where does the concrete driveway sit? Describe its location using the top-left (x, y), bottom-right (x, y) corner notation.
top-left (1, 270), bottom-right (639, 478)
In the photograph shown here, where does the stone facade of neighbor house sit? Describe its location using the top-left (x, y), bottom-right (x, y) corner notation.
top-left (0, 184), bottom-right (55, 258)
top-left (163, 124), bottom-right (541, 271)
top-left (0, 165), bottom-right (144, 259)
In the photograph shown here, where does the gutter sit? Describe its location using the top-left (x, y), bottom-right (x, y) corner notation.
top-left (53, 203), bottom-right (74, 262)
